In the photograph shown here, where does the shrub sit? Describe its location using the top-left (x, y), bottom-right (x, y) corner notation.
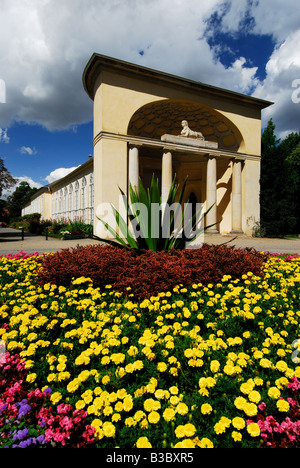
top-left (37, 244), bottom-right (265, 299)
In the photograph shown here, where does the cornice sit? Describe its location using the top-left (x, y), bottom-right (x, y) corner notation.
top-left (93, 131), bottom-right (260, 161)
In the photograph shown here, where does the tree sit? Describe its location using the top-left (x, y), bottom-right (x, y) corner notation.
top-left (0, 158), bottom-right (17, 197)
top-left (6, 181), bottom-right (38, 219)
top-left (260, 120), bottom-right (300, 237)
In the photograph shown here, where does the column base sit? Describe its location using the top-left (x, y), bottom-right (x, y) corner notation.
top-left (230, 230), bottom-right (244, 235)
top-left (205, 229), bottom-right (219, 234)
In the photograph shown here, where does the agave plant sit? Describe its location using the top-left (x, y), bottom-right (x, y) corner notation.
top-left (93, 174), bottom-right (215, 253)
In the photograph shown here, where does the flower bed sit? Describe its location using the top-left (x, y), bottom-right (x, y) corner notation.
top-left (1, 249), bottom-right (300, 448)
top-left (37, 244), bottom-right (266, 299)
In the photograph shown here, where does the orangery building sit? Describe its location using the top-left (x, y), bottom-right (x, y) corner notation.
top-left (22, 53), bottom-right (272, 238)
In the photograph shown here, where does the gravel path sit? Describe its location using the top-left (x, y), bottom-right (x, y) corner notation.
top-left (1, 228), bottom-right (300, 256)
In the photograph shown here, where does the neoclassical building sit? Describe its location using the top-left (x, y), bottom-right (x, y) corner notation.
top-left (22, 157), bottom-right (94, 224)
top-left (23, 53), bottom-right (272, 236)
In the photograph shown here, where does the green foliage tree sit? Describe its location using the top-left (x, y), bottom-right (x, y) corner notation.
top-left (0, 158), bottom-right (17, 197)
top-left (6, 181), bottom-right (38, 219)
top-left (260, 120), bottom-right (300, 237)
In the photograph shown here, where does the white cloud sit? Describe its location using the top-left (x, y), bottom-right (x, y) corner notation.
top-left (0, 128), bottom-right (10, 144)
top-left (0, 0), bottom-right (299, 137)
top-left (1, 175), bottom-right (43, 200)
top-left (0, 0), bottom-right (262, 131)
top-left (45, 166), bottom-right (79, 184)
top-left (252, 30), bottom-right (300, 137)
top-left (19, 146), bottom-right (37, 155)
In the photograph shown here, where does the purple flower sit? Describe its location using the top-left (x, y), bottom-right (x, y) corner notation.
top-left (17, 399), bottom-right (31, 417)
top-left (12, 428), bottom-right (29, 442)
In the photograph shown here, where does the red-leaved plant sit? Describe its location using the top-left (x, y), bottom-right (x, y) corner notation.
top-left (37, 244), bottom-right (265, 299)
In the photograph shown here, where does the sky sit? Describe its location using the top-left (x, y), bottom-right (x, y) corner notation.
top-left (0, 0), bottom-right (300, 197)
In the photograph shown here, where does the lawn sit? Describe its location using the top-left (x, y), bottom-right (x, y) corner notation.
top-left (1, 246), bottom-right (300, 448)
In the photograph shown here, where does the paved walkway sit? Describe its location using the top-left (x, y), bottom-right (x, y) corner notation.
top-left (1, 227), bottom-right (300, 256)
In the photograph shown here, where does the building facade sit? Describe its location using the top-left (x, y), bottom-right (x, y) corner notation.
top-left (23, 54), bottom-right (272, 237)
top-left (22, 158), bottom-right (94, 224)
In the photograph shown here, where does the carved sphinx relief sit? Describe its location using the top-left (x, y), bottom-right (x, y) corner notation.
top-left (127, 100), bottom-right (241, 151)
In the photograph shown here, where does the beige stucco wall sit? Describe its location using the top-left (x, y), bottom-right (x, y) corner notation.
top-left (94, 69), bottom-right (263, 157)
top-left (21, 191), bottom-right (51, 220)
top-left (85, 54), bottom-right (272, 238)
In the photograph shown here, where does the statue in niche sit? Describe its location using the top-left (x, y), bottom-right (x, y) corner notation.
top-left (179, 120), bottom-right (205, 140)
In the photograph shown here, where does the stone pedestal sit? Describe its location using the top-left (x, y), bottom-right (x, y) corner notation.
top-left (161, 134), bottom-right (218, 149)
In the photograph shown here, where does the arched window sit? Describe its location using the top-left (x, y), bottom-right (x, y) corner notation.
top-left (89, 173), bottom-right (94, 224)
top-left (59, 190), bottom-right (63, 219)
top-left (69, 184), bottom-right (73, 221)
top-left (75, 181), bottom-right (79, 219)
top-left (81, 177), bottom-right (87, 223)
top-left (64, 187), bottom-right (68, 219)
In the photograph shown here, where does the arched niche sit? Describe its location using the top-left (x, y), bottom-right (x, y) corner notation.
top-left (127, 99), bottom-right (243, 152)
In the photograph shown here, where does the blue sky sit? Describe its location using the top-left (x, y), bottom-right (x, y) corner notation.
top-left (0, 0), bottom-right (299, 196)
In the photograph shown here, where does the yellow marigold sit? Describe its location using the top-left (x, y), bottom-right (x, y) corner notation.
top-left (75, 400), bottom-right (86, 410)
top-left (174, 425), bottom-right (186, 439)
top-left (244, 402), bottom-right (258, 417)
top-left (248, 390), bottom-right (261, 403)
top-left (277, 399), bottom-right (290, 412)
top-left (78, 370), bottom-right (90, 382)
top-left (144, 398), bottom-right (161, 412)
top-left (102, 421), bottom-right (116, 438)
top-left (232, 431), bottom-right (242, 442)
top-left (214, 417), bottom-right (231, 435)
top-left (102, 375), bottom-right (110, 385)
top-left (50, 392), bottom-right (62, 405)
top-left (259, 358), bottom-right (273, 369)
top-left (201, 403), bottom-right (213, 415)
top-left (148, 411), bottom-right (160, 424)
top-left (123, 395), bottom-right (134, 412)
top-left (232, 417), bottom-right (246, 430)
top-left (176, 402), bottom-right (189, 415)
top-left (247, 422), bottom-right (261, 437)
top-left (234, 396), bottom-right (247, 410)
top-left (210, 360), bottom-right (220, 373)
top-left (157, 362), bottom-right (167, 372)
top-left (26, 373), bottom-right (37, 383)
top-left (198, 438), bottom-right (214, 448)
top-left (268, 387), bottom-right (281, 399)
top-left (174, 439), bottom-right (195, 448)
top-left (163, 407), bottom-right (176, 422)
top-left (276, 360), bottom-right (288, 373)
top-left (67, 378), bottom-right (80, 393)
top-left (136, 437), bottom-right (152, 448)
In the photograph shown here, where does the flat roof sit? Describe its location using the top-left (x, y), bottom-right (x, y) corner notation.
top-left (83, 53), bottom-right (273, 110)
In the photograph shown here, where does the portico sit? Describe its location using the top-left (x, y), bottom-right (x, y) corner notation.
top-left (82, 53), bottom-right (272, 238)
top-left (127, 138), bottom-right (245, 234)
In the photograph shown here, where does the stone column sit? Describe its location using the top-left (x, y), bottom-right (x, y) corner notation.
top-left (231, 159), bottom-right (243, 233)
top-left (206, 156), bottom-right (218, 232)
top-left (128, 145), bottom-right (139, 193)
top-left (162, 150), bottom-right (173, 204)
